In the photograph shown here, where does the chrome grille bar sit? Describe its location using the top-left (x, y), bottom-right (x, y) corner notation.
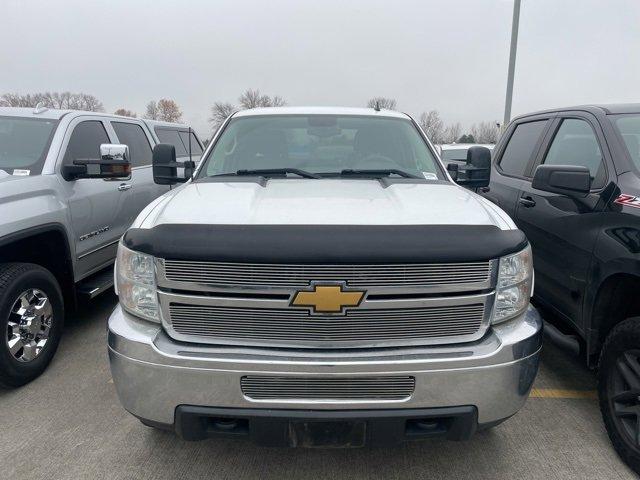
top-left (159, 259), bottom-right (493, 293)
top-left (241, 376), bottom-right (415, 401)
top-left (168, 302), bottom-right (486, 348)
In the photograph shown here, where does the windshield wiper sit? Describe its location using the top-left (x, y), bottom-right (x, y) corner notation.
top-left (212, 168), bottom-right (320, 179)
top-left (339, 168), bottom-right (422, 179)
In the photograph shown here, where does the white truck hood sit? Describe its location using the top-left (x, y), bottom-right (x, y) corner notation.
top-left (134, 179), bottom-right (515, 230)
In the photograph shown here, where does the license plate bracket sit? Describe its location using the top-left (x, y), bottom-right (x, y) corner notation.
top-left (289, 420), bottom-right (366, 448)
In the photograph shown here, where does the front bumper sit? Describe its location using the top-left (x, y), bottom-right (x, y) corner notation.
top-left (108, 305), bottom-right (542, 444)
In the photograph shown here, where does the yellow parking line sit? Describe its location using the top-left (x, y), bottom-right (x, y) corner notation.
top-left (529, 388), bottom-right (598, 399)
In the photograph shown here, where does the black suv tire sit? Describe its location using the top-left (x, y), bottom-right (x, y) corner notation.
top-left (598, 317), bottom-right (640, 474)
top-left (0, 263), bottom-right (64, 388)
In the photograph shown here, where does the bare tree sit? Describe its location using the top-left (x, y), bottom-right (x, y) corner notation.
top-left (0, 91), bottom-right (103, 111)
top-left (144, 101), bottom-right (159, 120)
top-left (419, 110), bottom-right (445, 144)
top-left (157, 99), bottom-right (182, 122)
top-left (470, 121), bottom-right (499, 144)
top-left (238, 89), bottom-right (286, 109)
top-left (366, 97), bottom-right (397, 110)
top-left (114, 108), bottom-right (137, 118)
top-left (442, 122), bottom-right (463, 144)
top-left (208, 90), bottom-right (286, 128)
top-left (144, 99), bottom-right (182, 122)
top-left (209, 102), bottom-right (236, 130)
top-left (73, 93), bottom-right (104, 112)
top-left (239, 89), bottom-right (267, 109)
top-left (270, 95), bottom-right (286, 107)
top-left (0, 93), bottom-right (33, 107)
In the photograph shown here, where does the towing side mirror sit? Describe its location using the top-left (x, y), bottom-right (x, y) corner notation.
top-left (152, 143), bottom-right (195, 185)
top-left (446, 162), bottom-right (459, 181)
top-left (61, 144), bottom-right (131, 181)
top-left (453, 146), bottom-right (491, 188)
top-left (532, 164), bottom-right (591, 197)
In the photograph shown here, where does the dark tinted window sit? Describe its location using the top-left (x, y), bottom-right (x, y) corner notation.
top-left (178, 131), bottom-right (203, 155)
top-left (0, 117), bottom-right (58, 175)
top-left (63, 121), bottom-right (109, 164)
top-left (498, 120), bottom-right (547, 177)
top-left (614, 115), bottom-right (640, 171)
top-left (112, 122), bottom-right (153, 167)
top-left (155, 128), bottom-right (187, 156)
top-left (543, 118), bottom-right (606, 188)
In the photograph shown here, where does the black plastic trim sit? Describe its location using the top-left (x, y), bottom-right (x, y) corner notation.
top-left (173, 405), bottom-right (478, 446)
top-left (0, 223), bottom-right (72, 259)
top-left (124, 224), bottom-right (528, 263)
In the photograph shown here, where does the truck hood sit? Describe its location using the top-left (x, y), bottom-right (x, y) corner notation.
top-left (0, 170), bottom-right (19, 181)
top-left (135, 179), bottom-right (516, 230)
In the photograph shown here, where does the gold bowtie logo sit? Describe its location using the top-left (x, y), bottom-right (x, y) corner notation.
top-left (292, 284), bottom-right (365, 314)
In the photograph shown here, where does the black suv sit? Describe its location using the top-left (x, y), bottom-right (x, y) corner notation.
top-left (480, 104), bottom-right (640, 473)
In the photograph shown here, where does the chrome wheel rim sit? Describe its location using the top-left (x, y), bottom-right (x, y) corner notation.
top-left (6, 289), bottom-right (53, 362)
top-left (609, 349), bottom-right (640, 449)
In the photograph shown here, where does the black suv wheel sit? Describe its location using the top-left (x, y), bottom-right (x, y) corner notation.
top-left (599, 317), bottom-right (640, 474)
top-left (0, 263), bottom-right (64, 388)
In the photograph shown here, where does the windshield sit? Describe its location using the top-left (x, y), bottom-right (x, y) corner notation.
top-left (613, 115), bottom-right (640, 172)
top-left (0, 116), bottom-right (58, 175)
top-left (198, 115), bottom-right (441, 179)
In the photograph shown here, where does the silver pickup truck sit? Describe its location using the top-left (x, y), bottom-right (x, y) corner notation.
top-left (0, 106), bottom-right (202, 387)
top-left (109, 106), bottom-right (543, 447)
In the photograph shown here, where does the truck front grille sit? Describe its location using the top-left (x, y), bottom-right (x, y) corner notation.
top-left (168, 303), bottom-right (486, 348)
top-left (240, 375), bottom-right (415, 401)
top-left (162, 260), bottom-right (492, 290)
top-left (157, 258), bottom-right (496, 348)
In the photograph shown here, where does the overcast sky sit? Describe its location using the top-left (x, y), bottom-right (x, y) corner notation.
top-left (3, 0), bottom-right (639, 138)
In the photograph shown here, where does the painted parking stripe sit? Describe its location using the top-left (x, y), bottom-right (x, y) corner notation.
top-left (529, 388), bottom-right (598, 399)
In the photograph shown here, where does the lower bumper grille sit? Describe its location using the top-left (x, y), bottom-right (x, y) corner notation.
top-left (168, 303), bottom-right (486, 348)
top-left (240, 376), bottom-right (416, 401)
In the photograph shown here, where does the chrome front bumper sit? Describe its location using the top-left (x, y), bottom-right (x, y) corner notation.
top-left (108, 304), bottom-right (542, 431)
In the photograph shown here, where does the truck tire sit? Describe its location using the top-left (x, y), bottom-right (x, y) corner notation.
top-left (598, 317), bottom-right (640, 474)
top-left (0, 263), bottom-right (64, 388)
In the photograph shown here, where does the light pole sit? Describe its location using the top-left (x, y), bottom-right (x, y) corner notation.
top-left (503, 0), bottom-right (522, 127)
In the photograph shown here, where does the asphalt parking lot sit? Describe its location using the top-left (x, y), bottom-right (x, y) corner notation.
top-left (1, 292), bottom-right (637, 480)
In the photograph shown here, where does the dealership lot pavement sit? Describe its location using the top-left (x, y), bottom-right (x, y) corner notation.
top-left (0, 292), bottom-right (636, 480)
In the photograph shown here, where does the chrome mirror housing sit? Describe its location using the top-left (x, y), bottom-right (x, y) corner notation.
top-left (100, 144), bottom-right (130, 162)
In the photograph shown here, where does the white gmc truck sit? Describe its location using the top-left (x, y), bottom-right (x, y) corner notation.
top-left (108, 107), bottom-right (542, 447)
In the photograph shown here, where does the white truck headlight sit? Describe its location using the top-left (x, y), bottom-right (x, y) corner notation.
top-left (492, 245), bottom-right (533, 324)
top-left (115, 242), bottom-right (159, 322)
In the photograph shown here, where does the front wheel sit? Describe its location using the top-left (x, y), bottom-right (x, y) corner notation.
top-left (598, 317), bottom-right (640, 474)
top-left (0, 263), bottom-right (64, 388)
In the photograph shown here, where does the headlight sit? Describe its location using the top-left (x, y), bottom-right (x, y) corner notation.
top-left (115, 242), bottom-right (159, 322)
top-left (492, 245), bottom-right (533, 324)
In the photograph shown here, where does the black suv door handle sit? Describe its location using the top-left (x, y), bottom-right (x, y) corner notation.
top-left (518, 195), bottom-right (536, 208)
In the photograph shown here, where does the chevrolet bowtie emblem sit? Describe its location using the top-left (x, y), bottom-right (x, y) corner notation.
top-left (291, 284), bottom-right (365, 314)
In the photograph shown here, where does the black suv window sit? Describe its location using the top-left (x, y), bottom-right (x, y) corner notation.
top-left (112, 122), bottom-right (153, 167)
top-left (63, 121), bottom-right (109, 164)
top-left (543, 118), bottom-right (606, 189)
top-left (498, 120), bottom-right (547, 177)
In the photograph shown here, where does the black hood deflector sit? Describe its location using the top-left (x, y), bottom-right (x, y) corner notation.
top-left (123, 224), bottom-right (528, 264)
